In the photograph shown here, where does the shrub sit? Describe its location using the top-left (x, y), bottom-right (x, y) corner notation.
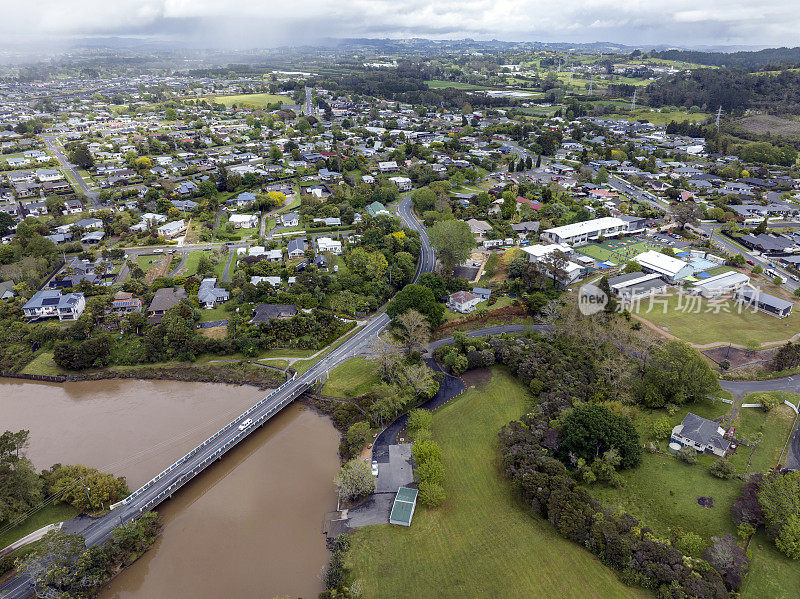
top-left (677, 446), bottom-right (698, 465)
top-left (709, 459), bottom-right (736, 480)
top-left (418, 480), bottom-right (447, 507)
top-left (416, 459), bottom-right (445, 486)
top-left (651, 416), bottom-right (672, 440)
top-left (407, 409), bottom-right (432, 442)
top-left (675, 531), bottom-right (706, 557)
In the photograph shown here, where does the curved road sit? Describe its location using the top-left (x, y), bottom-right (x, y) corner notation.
top-left (0, 188), bottom-right (436, 599)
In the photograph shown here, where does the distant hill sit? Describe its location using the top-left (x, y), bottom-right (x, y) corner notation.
top-left (651, 47), bottom-right (800, 70)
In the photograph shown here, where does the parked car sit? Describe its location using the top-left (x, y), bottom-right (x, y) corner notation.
top-left (238, 418), bottom-right (253, 431)
top-left (153, 248), bottom-right (163, 254)
top-left (371, 460), bottom-right (379, 476)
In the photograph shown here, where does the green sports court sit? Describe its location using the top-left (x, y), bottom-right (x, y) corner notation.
top-left (575, 238), bottom-right (660, 265)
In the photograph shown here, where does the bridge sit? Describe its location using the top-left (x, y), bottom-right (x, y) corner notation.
top-left (0, 197), bottom-right (432, 599)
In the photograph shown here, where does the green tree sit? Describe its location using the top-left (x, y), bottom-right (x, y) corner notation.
top-left (0, 212), bottom-right (14, 236)
top-left (412, 440), bottom-right (442, 466)
top-left (346, 422), bottom-right (371, 456)
top-left (758, 471), bottom-right (800, 533)
top-left (45, 464), bottom-right (129, 511)
top-left (334, 459), bottom-right (375, 501)
top-left (407, 409), bottom-right (433, 441)
top-left (708, 459), bottom-right (736, 480)
top-left (15, 529), bottom-right (87, 593)
top-left (776, 514), bottom-right (800, 560)
top-left (394, 309), bottom-right (430, 355)
top-left (411, 187), bottom-right (436, 213)
top-left (428, 219), bottom-right (476, 277)
top-left (68, 144), bottom-right (94, 169)
top-left (557, 404), bottom-right (642, 469)
top-left (642, 340), bottom-right (718, 407)
top-left (387, 284), bottom-right (444, 328)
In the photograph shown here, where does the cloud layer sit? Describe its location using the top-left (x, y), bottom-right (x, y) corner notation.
top-left (1, 0), bottom-right (795, 47)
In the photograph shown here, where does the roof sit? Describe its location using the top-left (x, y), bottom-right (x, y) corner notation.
top-left (389, 487), bottom-right (418, 526)
top-left (250, 304), bottom-right (298, 323)
top-left (736, 288), bottom-right (794, 312)
top-left (148, 287), bottom-right (187, 313)
top-left (675, 413), bottom-right (730, 453)
top-left (543, 217), bottom-right (626, 239)
top-left (635, 250), bottom-right (691, 278)
top-left (449, 290), bottom-right (479, 304)
top-left (692, 271), bottom-right (750, 291)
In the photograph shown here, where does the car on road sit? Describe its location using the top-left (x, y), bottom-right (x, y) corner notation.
top-left (238, 418), bottom-right (253, 431)
top-left (153, 249), bottom-right (163, 254)
top-left (371, 460), bottom-right (379, 476)
top-left (746, 260), bottom-right (755, 266)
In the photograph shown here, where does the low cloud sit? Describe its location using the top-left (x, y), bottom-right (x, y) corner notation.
top-left (2, 0), bottom-right (797, 47)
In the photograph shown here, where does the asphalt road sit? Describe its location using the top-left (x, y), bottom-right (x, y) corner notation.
top-left (41, 135), bottom-right (100, 207)
top-left (0, 191), bottom-right (437, 599)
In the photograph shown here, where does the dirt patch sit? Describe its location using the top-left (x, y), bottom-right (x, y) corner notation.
top-left (199, 325), bottom-right (228, 339)
top-left (737, 114), bottom-right (800, 139)
top-left (433, 304), bottom-right (530, 334)
top-left (703, 346), bottom-right (777, 370)
top-left (697, 496), bottom-right (715, 508)
top-left (460, 367), bottom-right (494, 388)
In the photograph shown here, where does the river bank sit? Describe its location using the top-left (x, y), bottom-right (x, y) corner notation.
top-left (2, 379), bottom-right (341, 598)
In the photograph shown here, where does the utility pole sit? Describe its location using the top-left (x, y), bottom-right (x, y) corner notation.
top-left (78, 476), bottom-right (92, 510)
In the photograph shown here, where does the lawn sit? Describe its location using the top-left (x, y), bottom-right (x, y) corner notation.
top-left (347, 369), bottom-right (645, 599)
top-left (20, 351), bottom-right (67, 376)
top-left (179, 250), bottom-right (212, 277)
top-left (197, 305), bottom-right (230, 323)
top-left (321, 357), bottom-right (380, 398)
top-left (636, 293), bottom-right (800, 346)
top-left (743, 531), bottom-right (800, 599)
top-left (199, 93), bottom-right (292, 107)
top-left (607, 109), bottom-right (711, 126)
top-left (730, 399), bottom-right (797, 475)
top-left (134, 253), bottom-right (162, 272)
top-left (590, 448), bottom-right (742, 542)
top-left (0, 504), bottom-right (78, 550)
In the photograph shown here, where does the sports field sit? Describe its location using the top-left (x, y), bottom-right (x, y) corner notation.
top-left (198, 93), bottom-right (292, 107)
top-left (575, 239), bottom-right (659, 265)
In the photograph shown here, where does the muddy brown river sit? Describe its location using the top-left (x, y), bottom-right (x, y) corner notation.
top-left (0, 379), bottom-right (340, 598)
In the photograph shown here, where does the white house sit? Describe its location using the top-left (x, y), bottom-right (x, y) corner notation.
top-left (157, 219), bottom-right (187, 239)
top-left (389, 176), bottom-right (412, 192)
top-left (228, 213), bottom-right (259, 229)
top-left (447, 290), bottom-right (483, 314)
top-left (22, 290), bottom-right (85, 321)
top-left (671, 413), bottom-right (731, 457)
top-left (316, 236), bottom-right (342, 254)
top-left (281, 212), bottom-right (299, 227)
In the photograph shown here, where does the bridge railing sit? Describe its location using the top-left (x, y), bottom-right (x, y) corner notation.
top-left (111, 372), bottom-right (298, 510)
top-left (136, 378), bottom-right (314, 514)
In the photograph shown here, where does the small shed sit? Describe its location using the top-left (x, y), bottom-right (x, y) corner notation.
top-left (389, 487), bottom-right (419, 526)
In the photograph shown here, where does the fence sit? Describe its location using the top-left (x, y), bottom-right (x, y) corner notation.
top-left (110, 372), bottom-right (300, 511)
top-left (0, 371), bottom-right (67, 383)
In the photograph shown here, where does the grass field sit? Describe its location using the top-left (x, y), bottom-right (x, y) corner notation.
top-left (347, 369), bottom-right (645, 599)
top-left (321, 357), bottom-right (380, 398)
top-left (744, 531), bottom-right (800, 598)
top-left (731, 399), bottom-right (797, 474)
top-left (0, 504), bottom-right (78, 550)
top-left (606, 109), bottom-right (711, 126)
top-left (21, 351), bottom-right (66, 376)
top-left (576, 239), bottom-right (659, 265)
top-left (636, 293), bottom-right (800, 346)
top-left (198, 93), bottom-right (292, 107)
top-left (424, 80), bottom-right (487, 90)
top-left (591, 448), bottom-right (741, 541)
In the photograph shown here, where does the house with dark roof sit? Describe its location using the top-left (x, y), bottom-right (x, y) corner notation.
top-left (148, 287), bottom-right (187, 323)
top-left (197, 278), bottom-right (229, 309)
top-left (671, 413), bottom-right (731, 457)
top-left (735, 288), bottom-right (794, 318)
top-left (250, 304), bottom-right (298, 323)
top-left (111, 291), bottom-right (142, 313)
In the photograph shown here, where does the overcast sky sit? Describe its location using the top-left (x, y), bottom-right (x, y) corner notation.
top-left (1, 0), bottom-right (796, 49)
